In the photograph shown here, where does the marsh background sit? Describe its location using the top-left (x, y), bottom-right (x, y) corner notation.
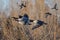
top-left (0, 0), bottom-right (60, 40)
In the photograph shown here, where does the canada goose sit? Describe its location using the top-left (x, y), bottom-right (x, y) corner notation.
top-left (19, 3), bottom-right (26, 9)
top-left (45, 12), bottom-right (52, 18)
top-left (52, 3), bottom-right (58, 10)
top-left (12, 14), bottom-right (33, 25)
top-left (32, 20), bottom-right (47, 30)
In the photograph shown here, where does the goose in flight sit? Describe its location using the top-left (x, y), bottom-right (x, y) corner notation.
top-left (45, 12), bottom-right (52, 18)
top-left (32, 20), bottom-right (47, 30)
top-left (12, 14), bottom-right (33, 25)
top-left (19, 3), bottom-right (26, 9)
top-left (52, 3), bottom-right (58, 10)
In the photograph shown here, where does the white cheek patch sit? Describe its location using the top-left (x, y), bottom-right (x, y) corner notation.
top-left (18, 21), bottom-right (24, 25)
top-left (18, 18), bottom-right (22, 21)
top-left (33, 20), bottom-right (38, 25)
top-left (33, 20), bottom-right (37, 23)
top-left (17, 18), bottom-right (24, 25)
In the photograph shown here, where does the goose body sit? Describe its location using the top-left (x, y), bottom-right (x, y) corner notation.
top-left (12, 14), bottom-right (33, 25)
top-left (32, 20), bottom-right (47, 30)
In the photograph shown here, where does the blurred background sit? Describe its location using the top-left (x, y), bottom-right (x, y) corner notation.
top-left (0, 0), bottom-right (60, 40)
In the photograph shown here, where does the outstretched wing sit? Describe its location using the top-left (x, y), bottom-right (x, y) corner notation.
top-left (11, 17), bottom-right (18, 19)
top-left (52, 3), bottom-right (58, 10)
top-left (45, 12), bottom-right (52, 15)
top-left (32, 24), bottom-right (40, 30)
top-left (45, 12), bottom-right (52, 18)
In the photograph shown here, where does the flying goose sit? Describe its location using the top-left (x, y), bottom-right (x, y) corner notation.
top-left (32, 20), bottom-right (47, 30)
top-left (45, 12), bottom-right (52, 18)
top-left (52, 3), bottom-right (58, 10)
top-left (12, 14), bottom-right (33, 25)
top-left (19, 3), bottom-right (26, 9)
